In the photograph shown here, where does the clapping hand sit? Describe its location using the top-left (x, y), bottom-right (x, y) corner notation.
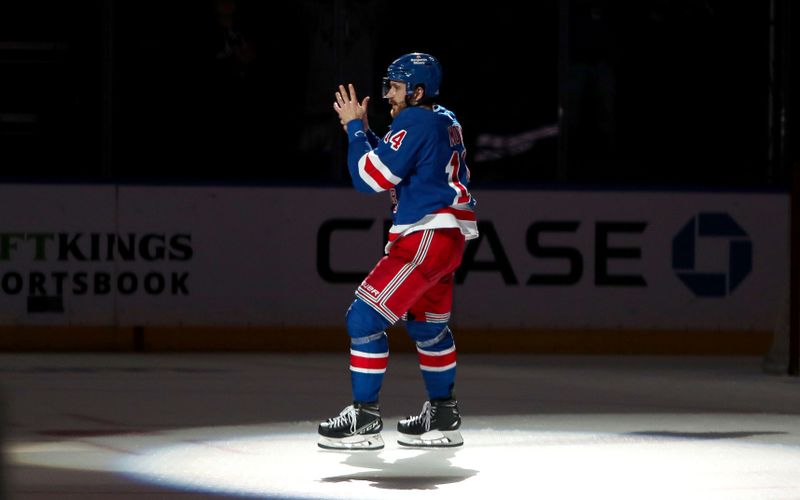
top-left (333, 83), bottom-right (370, 133)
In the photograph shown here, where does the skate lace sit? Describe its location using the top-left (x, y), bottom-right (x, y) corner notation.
top-left (327, 405), bottom-right (357, 433)
top-left (407, 401), bottom-right (432, 431)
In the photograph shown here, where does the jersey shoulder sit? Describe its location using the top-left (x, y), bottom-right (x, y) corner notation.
top-left (392, 107), bottom-right (436, 129)
top-left (393, 106), bottom-right (460, 134)
top-left (433, 104), bottom-right (457, 122)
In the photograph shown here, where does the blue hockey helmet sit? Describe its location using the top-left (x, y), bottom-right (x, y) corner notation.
top-left (382, 52), bottom-right (442, 98)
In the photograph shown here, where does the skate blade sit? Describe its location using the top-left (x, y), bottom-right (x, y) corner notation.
top-left (318, 433), bottom-right (385, 450)
top-left (397, 430), bottom-right (463, 448)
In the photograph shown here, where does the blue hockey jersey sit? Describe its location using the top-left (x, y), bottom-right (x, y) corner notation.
top-left (346, 105), bottom-right (478, 251)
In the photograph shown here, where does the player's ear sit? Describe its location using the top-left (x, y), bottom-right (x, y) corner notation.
top-left (413, 85), bottom-right (425, 103)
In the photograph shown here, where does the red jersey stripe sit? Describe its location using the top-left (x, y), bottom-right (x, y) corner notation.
top-left (417, 350), bottom-right (457, 368)
top-left (350, 354), bottom-right (389, 370)
top-left (364, 156), bottom-right (396, 190)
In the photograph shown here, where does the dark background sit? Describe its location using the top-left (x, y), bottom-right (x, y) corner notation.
top-left (0, 0), bottom-right (796, 188)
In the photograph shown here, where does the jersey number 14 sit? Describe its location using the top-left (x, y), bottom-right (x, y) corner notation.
top-left (446, 151), bottom-right (471, 205)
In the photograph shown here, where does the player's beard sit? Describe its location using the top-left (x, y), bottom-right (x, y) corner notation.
top-left (389, 100), bottom-right (403, 118)
top-left (389, 96), bottom-right (412, 118)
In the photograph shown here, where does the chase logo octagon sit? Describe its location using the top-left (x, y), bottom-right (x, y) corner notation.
top-left (672, 213), bottom-right (752, 297)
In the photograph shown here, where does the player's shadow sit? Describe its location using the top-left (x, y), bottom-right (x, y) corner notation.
top-left (625, 430), bottom-right (788, 441)
top-left (319, 448), bottom-right (478, 491)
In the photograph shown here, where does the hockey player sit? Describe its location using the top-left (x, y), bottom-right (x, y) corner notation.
top-left (318, 53), bottom-right (478, 450)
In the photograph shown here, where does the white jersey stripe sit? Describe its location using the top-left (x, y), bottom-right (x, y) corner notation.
top-left (356, 153), bottom-right (384, 192)
top-left (366, 151), bottom-right (402, 184)
top-left (386, 214), bottom-right (478, 253)
top-left (356, 152), bottom-right (402, 192)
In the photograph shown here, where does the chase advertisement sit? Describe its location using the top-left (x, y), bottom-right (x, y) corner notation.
top-left (0, 185), bottom-right (788, 331)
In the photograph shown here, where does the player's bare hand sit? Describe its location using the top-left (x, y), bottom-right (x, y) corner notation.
top-left (360, 95), bottom-right (370, 131)
top-left (333, 83), bottom-right (369, 133)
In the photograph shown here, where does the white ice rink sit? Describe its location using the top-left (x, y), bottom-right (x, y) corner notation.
top-left (2, 353), bottom-right (800, 499)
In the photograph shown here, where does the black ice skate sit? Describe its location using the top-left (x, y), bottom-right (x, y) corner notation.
top-left (317, 402), bottom-right (384, 450)
top-left (397, 399), bottom-right (463, 447)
